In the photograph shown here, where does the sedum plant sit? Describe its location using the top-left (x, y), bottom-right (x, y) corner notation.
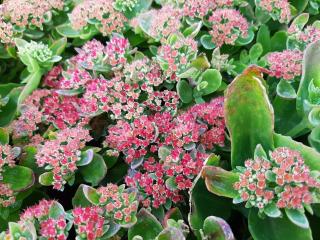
top-left (0, 0), bottom-right (319, 239)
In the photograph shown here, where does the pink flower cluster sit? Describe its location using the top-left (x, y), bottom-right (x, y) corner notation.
top-left (0, 144), bottom-right (15, 175)
top-left (72, 206), bottom-right (106, 240)
top-left (11, 90), bottom-right (50, 138)
top-left (122, 97), bottom-right (225, 208)
top-left (140, 5), bottom-right (182, 42)
top-left (12, 89), bottom-right (88, 138)
top-left (288, 25), bottom-right (320, 49)
top-left (97, 183), bottom-right (138, 226)
top-left (0, 19), bottom-right (14, 43)
top-left (35, 127), bottom-right (92, 190)
top-left (105, 116), bottom-right (156, 164)
top-left (256, 0), bottom-right (291, 23)
top-left (56, 68), bottom-right (92, 90)
top-left (183, 0), bottom-right (234, 18)
top-left (209, 9), bottom-right (249, 47)
top-left (2, 0), bottom-right (64, 28)
top-left (267, 50), bottom-right (303, 80)
top-left (70, 0), bottom-right (127, 36)
top-left (105, 37), bottom-right (129, 68)
top-left (0, 183), bottom-right (15, 207)
top-left (80, 76), bottom-right (145, 120)
top-left (234, 147), bottom-right (320, 210)
top-left (157, 36), bottom-right (198, 80)
top-left (123, 57), bottom-right (165, 87)
top-left (20, 199), bottom-right (68, 240)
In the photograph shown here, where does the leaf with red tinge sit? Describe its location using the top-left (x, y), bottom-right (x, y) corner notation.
top-left (201, 166), bottom-right (239, 199)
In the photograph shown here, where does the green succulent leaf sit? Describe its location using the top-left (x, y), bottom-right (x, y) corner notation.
top-left (0, 128), bottom-right (9, 145)
top-left (79, 153), bottom-right (107, 186)
top-left (200, 35), bottom-right (216, 50)
top-left (56, 23), bottom-right (81, 38)
top-left (39, 172), bottom-right (54, 186)
top-left (225, 66), bottom-right (274, 168)
top-left (2, 166), bottom-right (34, 191)
top-left (285, 208), bottom-right (310, 229)
top-left (201, 166), bottom-right (239, 198)
top-left (249, 209), bottom-right (312, 240)
top-left (128, 209), bottom-right (163, 240)
top-left (297, 40), bottom-right (320, 114)
top-left (202, 216), bottom-right (235, 240)
top-left (276, 80), bottom-right (297, 99)
top-left (198, 69), bottom-right (222, 96)
top-left (176, 80), bottom-right (193, 103)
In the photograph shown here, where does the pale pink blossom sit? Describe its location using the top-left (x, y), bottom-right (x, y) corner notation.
top-left (209, 9), bottom-right (249, 47)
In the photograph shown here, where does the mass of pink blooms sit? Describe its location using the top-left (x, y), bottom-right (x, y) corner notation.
top-left (0, 183), bottom-right (15, 207)
top-left (20, 200), bottom-right (68, 240)
top-left (70, 0), bottom-right (127, 36)
top-left (267, 50), bottom-right (303, 80)
top-left (234, 147), bottom-right (320, 209)
top-left (256, 0), bottom-right (291, 23)
top-left (97, 183), bottom-right (138, 225)
top-left (35, 127), bottom-right (92, 190)
top-left (0, 144), bottom-right (15, 175)
top-left (157, 36), bottom-right (198, 80)
top-left (72, 206), bottom-right (107, 240)
top-left (183, 0), bottom-right (234, 18)
top-left (123, 97), bottom-right (225, 208)
top-left (209, 9), bottom-right (249, 47)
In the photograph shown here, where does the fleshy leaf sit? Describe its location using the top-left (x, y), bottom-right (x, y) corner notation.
top-left (177, 80), bottom-right (193, 103)
top-left (249, 209), bottom-right (312, 240)
top-left (297, 40), bottom-right (320, 115)
top-left (225, 65), bottom-right (274, 168)
top-left (285, 208), bottom-right (310, 229)
top-left (79, 153), bottom-right (107, 186)
top-left (201, 166), bottom-right (239, 198)
top-left (2, 166), bottom-right (34, 191)
top-left (202, 216), bottom-right (235, 240)
top-left (199, 69), bottom-right (222, 96)
top-left (128, 209), bottom-right (163, 240)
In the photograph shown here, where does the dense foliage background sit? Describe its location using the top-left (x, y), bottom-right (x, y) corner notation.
top-left (0, 0), bottom-right (320, 239)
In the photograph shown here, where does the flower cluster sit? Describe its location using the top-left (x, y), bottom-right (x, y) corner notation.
top-left (255, 0), bottom-right (291, 23)
top-left (123, 57), bottom-right (165, 87)
top-left (35, 127), bottom-right (92, 190)
top-left (234, 147), bottom-right (320, 210)
top-left (267, 50), bottom-right (303, 81)
top-left (20, 199), bottom-right (68, 240)
top-left (0, 183), bottom-right (15, 207)
top-left (72, 37), bottom-right (129, 71)
top-left (141, 5), bottom-right (182, 42)
top-left (183, 0), bottom-right (234, 18)
top-left (2, 0), bottom-right (64, 29)
top-left (18, 41), bottom-right (53, 63)
top-left (70, 0), bottom-right (127, 36)
top-left (0, 144), bottom-right (15, 176)
top-left (12, 89), bottom-right (87, 138)
top-left (11, 90), bottom-right (50, 138)
top-left (288, 24), bottom-right (320, 49)
top-left (97, 184), bottom-right (138, 226)
top-left (105, 116), bottom-right (156, 164)
top-left (56, 68), bottom-right (92, 90)
top-left (157, 35), bottom-right (198, 80)
top-left (0, 19), bottom-right (14, 43)
top-left (105, 36), bottom-right (129, 68)
top-left (123, 98), bottom-right (225, 208)
top-left (209, 9), bottom-right (249, 47)
top-left (80, 76), bottom-right (144, 120)
top-left (72, 206), bottom-right (107, 240)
